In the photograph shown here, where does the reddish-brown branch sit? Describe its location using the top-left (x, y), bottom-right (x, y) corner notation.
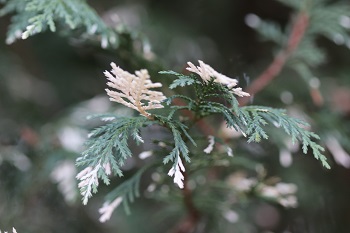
top-left (239, 12), bottom-right (309, 106)
top-left (170, 171), bottom-right (200, 233)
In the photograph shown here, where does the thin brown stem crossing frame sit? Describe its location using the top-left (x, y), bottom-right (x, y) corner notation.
top-left (239, 11), bottom-right (309, 106)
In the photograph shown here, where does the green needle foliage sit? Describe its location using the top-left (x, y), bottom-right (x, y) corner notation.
top-left (240, 106), bottom-right (329, 168)
top-left (104, 166), bottom-right (148, 215)
top-left (76, 60), bottom-right (330, 221)
top-left (0, 0), bottom-right (119, 47)
top-left (1, 0), bottom-right (343, 230)
top-left (76, 116), bottom-right (153, 204)
top-left (77, 116), bottom-right (152, 178)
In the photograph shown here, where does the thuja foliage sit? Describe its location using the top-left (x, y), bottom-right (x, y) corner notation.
top-left (0, 0), bottom-right (119, 47)
top-left (248, 0), bottom-right (350, 88)
top-left (1, 0), bottom-right (345, 229)
top-left (76, 60), bottom-right (330, 222)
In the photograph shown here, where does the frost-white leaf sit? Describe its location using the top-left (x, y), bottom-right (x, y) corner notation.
top-left (186, 60), bottom-right (250, 97)
top-left (104, 63), bottom-right (166, 117)
top-left (203, 135), bottom-right (215, 154)
top-left (76, 164), bottom-right (101, 205)
top-left (168, 154), bottom-right (185, 189)
top-left (99, 197), bottom-right (123, 222)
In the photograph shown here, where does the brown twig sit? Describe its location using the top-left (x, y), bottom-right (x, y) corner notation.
top-left (239, 11), bottom-right (309, 106)
top-left (170, 171), bottom-right (200, 233)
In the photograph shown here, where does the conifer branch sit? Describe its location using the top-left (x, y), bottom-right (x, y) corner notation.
top-left (77, 58), bottom-right (330, 224)
top-left (0, 0), bottom-right (119, 46)
top-left (99, 165), bottom-right (149, 221)
top-left (76, 116), bottom-right (152, 204)
top-left (239, 11), bottom-right (309, 106)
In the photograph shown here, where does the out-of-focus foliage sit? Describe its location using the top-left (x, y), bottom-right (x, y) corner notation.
top-left (251, 0), bottom-right (350, 92)
top-left (0, 0), bottom-right (119, 47)
top-left (1, 0), bottom-right (350, 232)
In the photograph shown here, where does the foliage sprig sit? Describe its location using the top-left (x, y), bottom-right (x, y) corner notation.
top-left (76, 60), bottom-right (330, 221)
top-left (0, 0), bottom-right (119, 47)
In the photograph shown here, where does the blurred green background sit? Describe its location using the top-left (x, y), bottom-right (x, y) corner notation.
top-left (1, 0), bottom-right (350, 232)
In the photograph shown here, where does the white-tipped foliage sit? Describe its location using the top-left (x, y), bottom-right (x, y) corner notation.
top-left (76, 59), bottom-right (330, 223)
top-left (104, 63), bottom-right (166, 117)
top-left (76, 164), bottom-right (101, 205)
top-left (186, 60), bottom-right (250, 97)
top-left (99, 197), bottom-right (123, 222)
top-left (168, 155), bottom-right (186, 189)
top-left (204, 135), bottom-right (215, 154)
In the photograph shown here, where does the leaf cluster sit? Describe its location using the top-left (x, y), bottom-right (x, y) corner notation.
top-left (155, 115), bottom-right (196, 165)
top-left (104, 166), bottom-right (149, 215)
top-left (164, 72), bottom-right (330, 168)
top-left (239, 106), bottom-right (329, 168)
top-left (253, 0), bottom-right (350, 83)
top-left (0, 0), bottom-right (119, 46)
top-left (77, 65), bottom-right (330, 217)
top-left (77, 116), bottom-right (152, 181)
